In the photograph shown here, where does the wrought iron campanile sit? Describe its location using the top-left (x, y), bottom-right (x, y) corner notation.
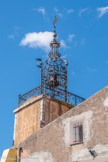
top-left (18, 17), bottom-right (85, 106)
top-left (39, 17), bottom-right (68, 100)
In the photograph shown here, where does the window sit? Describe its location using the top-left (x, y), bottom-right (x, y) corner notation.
top-left (73, 124), bottom-right (83, 143)
top-left (70, 123), bottom-right (83, 145)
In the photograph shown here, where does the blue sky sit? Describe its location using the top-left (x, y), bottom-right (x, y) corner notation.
top-left (0, 0), bottom-right (108, 157)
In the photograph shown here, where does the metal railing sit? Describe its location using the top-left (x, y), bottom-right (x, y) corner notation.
top-left (18, 85), bottom-right (85, 106)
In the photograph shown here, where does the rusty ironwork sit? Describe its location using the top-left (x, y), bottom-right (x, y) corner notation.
top-left (18, 84), bottom-right (85, 106)
top-left (18, 17), bottom-right (85, 106)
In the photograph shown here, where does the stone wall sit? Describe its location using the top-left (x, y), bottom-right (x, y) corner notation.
top-left (17, 86), bottom-right (108, 162)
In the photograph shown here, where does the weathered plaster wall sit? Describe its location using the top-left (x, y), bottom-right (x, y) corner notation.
top-left (21, 151), bottom-right (56, 162)
top-left (14, 96), bottom-right (42, 146)
top-left (62, 110), bottom-right (93, 147)
top-left (44, 98), bottom-right (69, 125)
top-left (16, 86), bottom-right (108, 162)
top-left (14, 96), bottom-right (70, 146)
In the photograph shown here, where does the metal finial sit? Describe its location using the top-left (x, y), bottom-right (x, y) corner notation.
top-left (50, 16), bottom-right (60, 49)
top-left (53, 16), bottom-right (57, 26)
top-left (53, 16), bottom-right (57, 33)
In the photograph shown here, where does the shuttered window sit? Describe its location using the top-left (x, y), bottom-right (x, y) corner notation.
top-left (73, 124), bottom-right (83, 143)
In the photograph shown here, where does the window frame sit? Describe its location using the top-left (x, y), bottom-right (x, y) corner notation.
top-left (70, 122), bottom-right (83, 146)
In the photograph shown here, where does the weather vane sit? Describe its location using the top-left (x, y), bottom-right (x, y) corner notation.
top-left (53, 16), bottom-right (57, 25)
top-left (53, 16), bottom-right (57, 32)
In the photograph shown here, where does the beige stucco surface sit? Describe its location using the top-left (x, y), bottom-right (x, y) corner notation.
top-left (16, 86), bottom-right (108, 162)
top-left (44, 98), bottom-right (69, 125)
top-left (14, 97), bottom-right (42, 146)
top-left (13, 96), bottom-right (70, 146)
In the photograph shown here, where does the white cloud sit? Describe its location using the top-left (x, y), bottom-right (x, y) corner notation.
top-left (68, 34), bottom-right (75, 42)
top-left (79, 8), bottom-right (88, 16)
top-left (37, 8), bottom-right (46, 15)
top-left (57, 13), bottom-right (63, 18)
top-left (20, 32), bottom-right (66, 52)
top-left (60, 40), bottom-right (66, 48)
top-left (8, 26), bottom-right (20, 40)
top-left (67, 9), bottom-right (74, 14)
top-left (97, 6), bottom-right (108, 18)
top-left (54, 7), bottom-right (63, 18)
top-left (20, 32), bottom-right (53, 51)
top-left (54, 7), bottom-right (59, 12)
